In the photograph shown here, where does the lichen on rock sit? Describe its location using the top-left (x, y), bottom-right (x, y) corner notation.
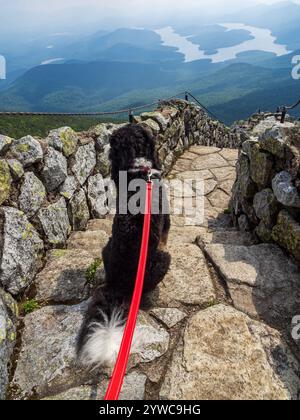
top-left (272, 210), bottom-right (300, 262)
top-left (72, 142), bottom-right (96, 186)
top-left (0, 160), bottom-right (11, 206)
top-left (10, 135), bottom-right (43, 167)
top-left (0, 207), bottom-right (44, 295)
top-left (19, 172), bottom-right (46, 218)
top-left (37, 197), bottom-right (71, 247)
top-left (48, 127), bottom-right (78, 157)
top-left (7, 159), bottom-right (24, 181)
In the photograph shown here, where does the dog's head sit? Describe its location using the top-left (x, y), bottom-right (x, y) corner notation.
top-left (109, 124), bottom-right (161, 183)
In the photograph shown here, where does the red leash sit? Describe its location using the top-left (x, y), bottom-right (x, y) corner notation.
top-left (104, 179), bottom-right (152, 400)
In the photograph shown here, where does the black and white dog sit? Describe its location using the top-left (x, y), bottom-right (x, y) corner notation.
top-left (77, 124), bottom-right (171, 368)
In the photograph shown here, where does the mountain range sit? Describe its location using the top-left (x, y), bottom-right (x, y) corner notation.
top-left (0, 1), bottom-right (299, 125)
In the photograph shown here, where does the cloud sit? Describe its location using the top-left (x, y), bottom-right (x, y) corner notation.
top-left (1, 0), bottom-right (300, 35)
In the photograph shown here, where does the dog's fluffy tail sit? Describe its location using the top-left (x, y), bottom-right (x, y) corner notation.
top-left (77, 307), bottom-right (126, 368)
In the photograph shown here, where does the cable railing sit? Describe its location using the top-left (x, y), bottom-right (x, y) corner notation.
top-left (277, 99), bottom-right (300, 123)
top-left (0, 91), bottom-right (224, 124)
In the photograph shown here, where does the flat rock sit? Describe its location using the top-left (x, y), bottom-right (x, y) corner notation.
top-left (172, 158), bottom-right (193, 172)
top-left (10, 135), bottom-right (43, 167)
top-left (131, 311), bottom-right (170, 367)
top-left (219, 148), bottom-right (238, 162)
top-left (42, 147), bottom-right (68, 192)
top-left (12, 302), bottom-right (90, 399)
top-left (160, 305), bottom-right (300, 400)
top-left (35, 249), bottom-right (103, 304)
top-left (150, 308), bottom-right (187, 329)
top-left (86, 219), bottom-right (112, 235)
top-left (208, 188), bottom-right (230, 209)
top-left (67, 230), bottom-right (109, 259)
top-left (191, 153), bottom-right (228, 171)
top-left (72, 142), bottom-right (96, 186)
top-left (210, 166), bottom-right (236, 181)
top-left (188, 146), bottom-right (220, 155)
top-left (167, 225), bottom-right (202, 244)
top-left (44, 372), bottom-right (147, 400)
top-left (196, 227), bottom-right (255, 247)
top-left (173, 169), bottom-right (213, 181)
top-left (149, 243), bottom-right (216, 308)
top-left (37, 197), bottom-right (71, 247)
top-left (0, 289), bottom-right (18, 399)
top-left (205, 243), bottom-right (300, 326)
top-left (19, 172), bottom-right (46, 218)
top-left (0, 207), bottom-right (44, 295)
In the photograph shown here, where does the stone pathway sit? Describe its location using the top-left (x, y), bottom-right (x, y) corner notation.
top-left (8, 146), bottom-right (300, 400)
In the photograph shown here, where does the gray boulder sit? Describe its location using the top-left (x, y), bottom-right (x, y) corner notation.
top-left (10, 135), bottom-right (43, 167)
top-left (259, 127), bottom-right (286, 159)
top-left (12, 302), bottom-right (89, 399)
top-left (68, 189), bottom-right (90, 231)
top-left (160, 305), bottom-right (300, 400)
top-left (35, 249), bottom-right (102, 304)
top-left (37, 197), bottom-right (71, 246)
top-left (0, 207), bottom-right (44, 295)
top-left (0, 135), bottom-right (12, 156)
top-left (59, 176), bottom-right (77, 201)
top-left (87, 174), bottom-right (108, 218)
top-left (47, 127), bottom-right (78, 157)
top-left (42, 147), bottom-right (68, 192)
top-left (272, 171), bottom-right (300, 208)
top-left (19, 172), bottom-right (46, 218)
top-left (96, 144), bottom-right (111, 177)
top-left (0, 289), bottom-right (18, 400)
top-left (140, 111), bottom-right (169, 131)
top-left (253, 188), bottom-right (279, 225)
top-left (72, 143), bottom-right (96, 186)
top-left (7, 159), bottom-right (24, 181)
top-left (0, 160), bottom-right (11, 206)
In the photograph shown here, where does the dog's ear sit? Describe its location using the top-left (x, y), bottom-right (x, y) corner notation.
top-left (109, 124), bottom-right (161, 183)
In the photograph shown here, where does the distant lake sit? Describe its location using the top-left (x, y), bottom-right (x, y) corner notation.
top-left (155, 24), bottom-right (291, 63)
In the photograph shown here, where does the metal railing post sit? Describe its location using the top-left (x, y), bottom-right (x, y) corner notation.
top-left (281, 107), bottom-right (287, 124)
top-left (129, 110), bottom-right (134, 123)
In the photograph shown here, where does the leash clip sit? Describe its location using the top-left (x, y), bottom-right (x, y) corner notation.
top-left (147, 169), bottom-right (153, 183)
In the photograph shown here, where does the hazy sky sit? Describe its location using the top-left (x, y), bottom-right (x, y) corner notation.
top-left (1, 0), bottom-right (299, 35)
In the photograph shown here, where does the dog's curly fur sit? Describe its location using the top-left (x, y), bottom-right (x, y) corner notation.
top-left (77, 124), bottom-right (171, 368)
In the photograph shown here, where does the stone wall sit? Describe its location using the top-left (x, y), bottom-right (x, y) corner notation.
top-left (231, 116), bottom-right (300, 263)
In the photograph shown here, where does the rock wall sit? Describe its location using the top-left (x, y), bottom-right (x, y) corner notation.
top-left (231, 116), bottom-right (300, 263)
